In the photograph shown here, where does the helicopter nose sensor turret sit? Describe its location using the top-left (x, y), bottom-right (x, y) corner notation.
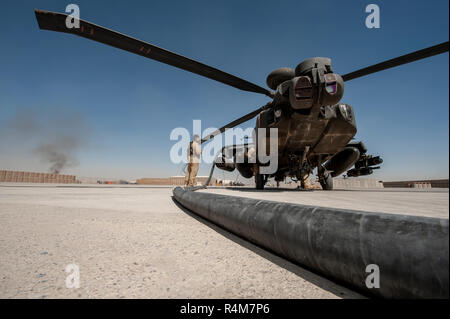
top-left (290, 57), bottom-right (344, 109)
top-left (270, 58), bottom-right (345, 110)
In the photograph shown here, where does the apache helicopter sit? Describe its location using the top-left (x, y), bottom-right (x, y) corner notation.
top-left (34, 9), bottom-right (449, 190)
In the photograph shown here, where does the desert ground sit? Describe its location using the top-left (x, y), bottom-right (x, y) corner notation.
top-left (0, 184), bottom-right (447, 298)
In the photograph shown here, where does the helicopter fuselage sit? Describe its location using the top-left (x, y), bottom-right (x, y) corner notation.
top-left (255, 102), bottom-right (357, 181)
top-left (217, 60), bottom-right (381, 189)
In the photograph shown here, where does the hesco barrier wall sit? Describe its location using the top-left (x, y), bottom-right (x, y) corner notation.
top-left (137, 176), bottom-right (216, 186)
top-left (0, 170), bottom-right (78, 184)
top-left (333, 178), bottom-right (384, 189)
top-left (173, 187), bottom-right (449, 298)
top-left (383, 179), bottom-right (449, 188)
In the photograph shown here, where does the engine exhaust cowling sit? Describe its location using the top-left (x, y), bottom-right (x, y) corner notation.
top-left (215, 156), bottom-right (235, 172)
top-left (325, 146), bottom-right (360, 177)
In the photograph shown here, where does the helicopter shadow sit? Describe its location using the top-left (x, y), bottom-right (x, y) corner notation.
top-left (171, 197), bottom-right (366, 299)
top-left (224, 186), bottom-right (316, 193)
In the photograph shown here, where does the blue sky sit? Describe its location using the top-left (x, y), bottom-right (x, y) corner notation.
top-left (0, 0), bottom-right (448, 181)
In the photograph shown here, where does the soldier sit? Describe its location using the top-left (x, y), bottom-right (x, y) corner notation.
top-left (185, 135), bottom-right (202, 187)
top-left (301, 174), bottom-right (312, 189)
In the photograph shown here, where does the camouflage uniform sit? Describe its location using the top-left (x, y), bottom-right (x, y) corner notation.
top-left (185, 139), bottom-right (201, 186)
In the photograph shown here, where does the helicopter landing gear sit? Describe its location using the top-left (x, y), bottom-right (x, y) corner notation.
top-left (318, 166), bottom-right (333, 190)
top-left (254, 164), bottom-right (267, 190)
top-left (255, 173), bottom-right (266, 190)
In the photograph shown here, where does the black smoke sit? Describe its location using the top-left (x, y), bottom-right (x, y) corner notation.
top-left (3, 109), bottom-right (89, 174)
top-left (33, 137), bottom-right (80, 174)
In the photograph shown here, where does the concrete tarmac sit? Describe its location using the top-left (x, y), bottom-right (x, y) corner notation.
top-left (0, 183), bottom-right (448, 299)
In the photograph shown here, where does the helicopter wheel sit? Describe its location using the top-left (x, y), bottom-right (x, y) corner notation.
top-left (319, 172), bottom-right (333, 190)
top-left (255, 173), bottom-right (265, 190)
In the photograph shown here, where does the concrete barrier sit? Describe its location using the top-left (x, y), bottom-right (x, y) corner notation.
top-left (333, 178), bottom-right (384, 189)
top-left (173, 187), bottom-right (449, 298)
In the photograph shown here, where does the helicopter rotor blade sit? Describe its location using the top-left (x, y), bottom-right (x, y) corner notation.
top-left (34, 9), bottom-right (273, 97)
top-left (201, 104), bottom-right (270, 144)
top-left (342, 41), bottom-right (449, 82)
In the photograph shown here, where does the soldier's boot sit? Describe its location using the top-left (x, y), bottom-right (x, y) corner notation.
top-left (301, 176), bottom-right (315, 190)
